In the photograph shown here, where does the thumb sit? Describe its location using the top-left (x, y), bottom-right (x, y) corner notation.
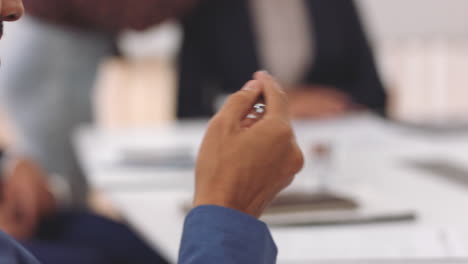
top-left (217, 80), bottom-right (263, 128)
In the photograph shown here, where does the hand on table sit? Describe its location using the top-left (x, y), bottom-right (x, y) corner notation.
top-left (0, 158), bottom-right (56, 239)
top-left (194, 71), bottom-right (304, 218)
top-left (287, 86), bottom-right (357, 119)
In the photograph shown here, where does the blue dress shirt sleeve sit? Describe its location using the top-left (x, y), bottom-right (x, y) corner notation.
top-left (0, 231), bottom-right (41, 264)
top-left (178, 205), bottom-right (277, 264)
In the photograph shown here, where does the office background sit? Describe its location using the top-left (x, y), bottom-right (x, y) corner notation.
top-left (1, 0), bottom-right (468, 143)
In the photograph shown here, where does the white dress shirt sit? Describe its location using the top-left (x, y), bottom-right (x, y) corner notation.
top-left (250, 0), bottom-right (315, 86)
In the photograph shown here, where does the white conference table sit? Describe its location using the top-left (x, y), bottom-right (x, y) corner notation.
top-left (74, 113), bottom-right (468, 263)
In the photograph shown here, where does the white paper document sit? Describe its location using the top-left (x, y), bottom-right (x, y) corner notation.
top-left (273, 227), bottom-right (468, 263)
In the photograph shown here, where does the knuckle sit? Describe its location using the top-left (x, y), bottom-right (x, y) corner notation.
top-left (285, 174), bottom-right (296, 187)
top-left (284, 148), bottom-right (304, 177)
top-left (293, 149), bottom-right (305, 172)
top-left (280, 172), bottom-right (296, 190)
top-left (279, 176), bottom-right (294, 191)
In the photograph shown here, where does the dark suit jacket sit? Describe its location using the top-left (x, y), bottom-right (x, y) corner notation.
top-left (178, 0), bottom-right (387, 118)
top-left (0, 231), bottom-right (40, 264)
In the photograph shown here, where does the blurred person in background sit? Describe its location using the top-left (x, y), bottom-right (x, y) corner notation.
top-left (178, 0), bottom-right (387, 120)
top-left (0, 0), bottom-right (199, 207)
top-left (0, 152), bottom-right (169, 264)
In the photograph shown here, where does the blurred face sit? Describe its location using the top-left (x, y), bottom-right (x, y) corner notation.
top-left (0, 0), bottom-right (24, 39)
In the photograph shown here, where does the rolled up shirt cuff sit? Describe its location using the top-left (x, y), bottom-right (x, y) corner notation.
top-left (179, 205), bottom-right (277, 264)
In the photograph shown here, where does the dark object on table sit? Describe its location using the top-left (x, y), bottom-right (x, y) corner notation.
top-left (406, 159), bottom-right (468, 187)
top-left (266, 192), bottom-right (358, 214)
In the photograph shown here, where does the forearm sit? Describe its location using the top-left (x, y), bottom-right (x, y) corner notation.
top-left (23, 0), bottom-right (199, 31)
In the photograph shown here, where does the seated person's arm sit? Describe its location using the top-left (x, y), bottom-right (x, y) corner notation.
top-left (24, 0), bottom-right (199, 31)
top-left (0, 231), bottom-right (41, 264)
top-left (0, 157), bottom-right (56, 240)
top-left (179, 71), bottom-right (304, 263)
top-left (287, 86), bottom-right (355, 119)
top-left (288, 1), bottom-right (386, 119)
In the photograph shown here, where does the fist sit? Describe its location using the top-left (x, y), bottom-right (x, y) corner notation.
top-left (194, 71), bottom-right (304, 218)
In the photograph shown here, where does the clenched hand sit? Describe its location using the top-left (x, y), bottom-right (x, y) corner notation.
top-left (194, 71), bottom-right (304, 218)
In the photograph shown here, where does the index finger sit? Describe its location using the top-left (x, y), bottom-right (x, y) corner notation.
top-left (254, 71), bottom-right (288, 119)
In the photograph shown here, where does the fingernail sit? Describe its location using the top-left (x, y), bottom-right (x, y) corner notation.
top-left (242, 83), bottom-right (259, 92)
top-left (258, 70), bottom-right (270, 75)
